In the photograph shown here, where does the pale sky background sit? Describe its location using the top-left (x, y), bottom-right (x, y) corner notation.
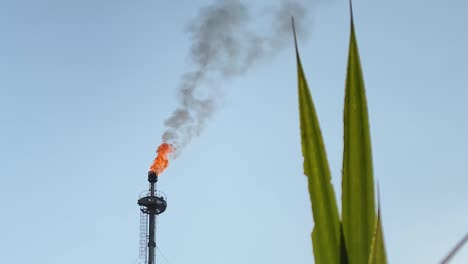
top-left (0, 0), bottom-right (467, 263)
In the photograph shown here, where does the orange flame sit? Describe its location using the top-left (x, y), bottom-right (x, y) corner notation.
top-left (149, 143), bottom-right (173, 175)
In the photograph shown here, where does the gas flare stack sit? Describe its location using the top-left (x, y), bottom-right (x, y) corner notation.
top-left (137, 171), bottom-right (167, 264)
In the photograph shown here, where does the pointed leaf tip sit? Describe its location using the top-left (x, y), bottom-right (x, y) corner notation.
top-left (342, 6), bottom-right (376, 264)
top-left (295, 33), bottom-right (341, 264)
top-left (369, 187), bottom-right (387, 264)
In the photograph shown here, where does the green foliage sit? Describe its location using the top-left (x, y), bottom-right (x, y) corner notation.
top-left (369, 193), bottom-right (387, 264)
top-left (294, 2), bottom-right (468, 262)
top-left (341, 9), bottom-right (376, 264)
top-left (293, 2), bottom-right (387, 263)
top-left (293, 21), bottom-right (341, 264)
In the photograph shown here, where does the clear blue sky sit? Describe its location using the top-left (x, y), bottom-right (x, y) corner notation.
top-left (0, 0), bottom-right (467, 263)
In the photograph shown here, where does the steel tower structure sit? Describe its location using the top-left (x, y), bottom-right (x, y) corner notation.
top-left (137, 171), bottom-right (167, 264)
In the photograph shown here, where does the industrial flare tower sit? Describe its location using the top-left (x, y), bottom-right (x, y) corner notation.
top-left (137, 171), bottom-right (167, 264)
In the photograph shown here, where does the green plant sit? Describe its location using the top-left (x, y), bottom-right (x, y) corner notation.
top-left (293, 2), bottom-right (386, 263)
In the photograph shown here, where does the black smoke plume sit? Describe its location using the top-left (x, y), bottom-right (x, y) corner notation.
top-left (162, 0), bottom-right (317, 155)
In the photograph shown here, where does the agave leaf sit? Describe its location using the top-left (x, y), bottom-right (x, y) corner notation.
top-left (341, 223), bottom-right (350, 264)
top-left (368, 189), bottom-right (387, 264)
top-left (293, 19), bottom-right (341, 264)
top-left (341, 3), bottom-right (376, 264)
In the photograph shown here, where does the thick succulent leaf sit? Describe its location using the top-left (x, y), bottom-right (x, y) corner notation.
top-left (293, 20), bottom-right (341, 264)
top-left (368, 192), bottom-right (387, 264)
top-left (341, 223), bottom-right (350, 264)
top-left (341, 3), bottom-right (376, 264)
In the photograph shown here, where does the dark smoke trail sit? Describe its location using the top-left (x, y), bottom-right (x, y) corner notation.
top-left (162, 0), bottom-right (317, 155)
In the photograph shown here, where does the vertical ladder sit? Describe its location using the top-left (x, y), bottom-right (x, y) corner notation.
top-left (139, 210), bottom-right (148, 262)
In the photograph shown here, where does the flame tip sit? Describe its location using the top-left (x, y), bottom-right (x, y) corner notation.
top-left (149, 142), bottom-right (173, 175)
